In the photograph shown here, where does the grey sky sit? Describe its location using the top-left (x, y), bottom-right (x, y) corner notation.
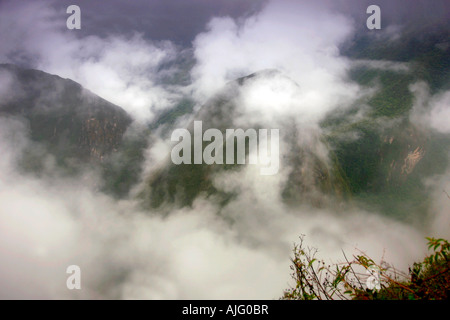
top-left (49, 0), bottom-right (266, 44)
top-left (57, 0), bottom-right (450, 39)
top-left (2, 0), bottom-right (448, 47)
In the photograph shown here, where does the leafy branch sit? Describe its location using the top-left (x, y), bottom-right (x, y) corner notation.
top-left (282, 235), bottom-right (450, 300)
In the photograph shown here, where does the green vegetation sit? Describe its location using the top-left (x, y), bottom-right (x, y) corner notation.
top-left (344, 24), bottom-right (450, 92)
top-left (100, 127), bottom-right (149, 198)
top-left (349, 68), bottom-right (415, 118)
top-left (321, 43), bottom-right (450, 217)
top-left (282, 236), bottom-right (450, 300)
top-left (151, 98), bottom-right (195, 130)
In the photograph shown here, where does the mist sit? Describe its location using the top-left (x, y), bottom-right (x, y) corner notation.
top-left (0, 0), bottom-right (449, 299)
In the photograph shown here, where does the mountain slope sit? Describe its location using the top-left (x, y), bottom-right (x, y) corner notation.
top-left (0, 63), bottom-right (132, 163)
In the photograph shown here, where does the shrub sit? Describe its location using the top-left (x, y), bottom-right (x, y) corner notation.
top-left (282, 235), bottom-right (450, 300)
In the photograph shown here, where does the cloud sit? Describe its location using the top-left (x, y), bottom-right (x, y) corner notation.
top-left (427, 91), bottom-right (450, 134)
top-left (0, 120), bottom-right (428, 298)
top-left (351, 59), bottom-right (410, 72)
top-left (0, 0), bottom-right (448, 300)
top-left (410, 82), bottom-right (450, 134)
top-left (0, 0), bottom-right (183, 122)
top-left (0, 69), bottom-right (23, 105)
top-left (0, 86), bottom-right (430, 300)
top-left (187, 1), bottom-right (364, 196)
top-left (191, 0), bottom-right (357, 105)
top-left (423, 168), bottom-right (450, 240)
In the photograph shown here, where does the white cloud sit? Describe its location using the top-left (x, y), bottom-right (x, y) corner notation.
top-left (0, 112), bottom-right (428, 299)
top-left (410, 82), bottom-right (450, 134)
top-left (0, 1), bottom-right (182, 122)
top-left (428, 91), bottom-right (450, 134)
top-left (191, 0), bottom-right (357, 107)
top-left (0, 0), bottom-right (446, 300)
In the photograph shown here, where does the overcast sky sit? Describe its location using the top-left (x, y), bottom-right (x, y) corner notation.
top-left (55, 0), bottom-right (449, 42)
top-left (1, 0), bottom-right (449, 46)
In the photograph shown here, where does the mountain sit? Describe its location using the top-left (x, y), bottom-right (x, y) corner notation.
top-left (140, 70), bottom-right (351, 209)
top-left (343, 22), bottom-right (450, 92)
top-left (1, 22), bottom-right (449, 220)
top-left (0, 64), bottom-right (132, 163)
top-left (139, 26), bottom-right (450, 219)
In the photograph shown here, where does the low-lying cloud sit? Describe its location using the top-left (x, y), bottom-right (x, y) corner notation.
top-left (0, 0), bottom-right (449, 300)
top-left (0, 0), bottom-right (183, 122)
top-left (0, 119), bottom-right (429, 299)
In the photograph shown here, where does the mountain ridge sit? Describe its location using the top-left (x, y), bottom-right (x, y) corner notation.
top-left (0, 63), bottom-right (132, 162)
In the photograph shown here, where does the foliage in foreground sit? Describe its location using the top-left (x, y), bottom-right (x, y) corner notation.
top-left (282, 236), bottom-right (450, 300)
